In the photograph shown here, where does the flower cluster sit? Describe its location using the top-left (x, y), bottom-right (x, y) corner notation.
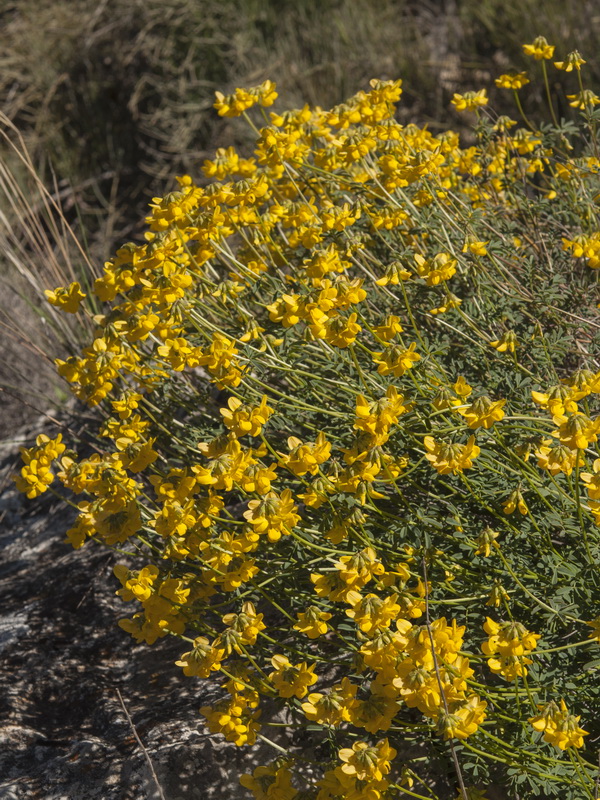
top-left (481, 617), bottom-right (540, 680)
top-left (16, 42), bottom-right (600, 800)
top-left (14, 434), bottom-right (66, 498)
top-left (529, 700), bottom-right (589, 750)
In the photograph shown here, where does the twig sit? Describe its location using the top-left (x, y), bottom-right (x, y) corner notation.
top-left (115, 687), bottom-right (166, 800)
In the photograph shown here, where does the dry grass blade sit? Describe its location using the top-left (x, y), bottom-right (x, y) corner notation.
top-left (0, 115), bottom-right (96, 435)
top-left (115, 688), bottom-right (167, 800)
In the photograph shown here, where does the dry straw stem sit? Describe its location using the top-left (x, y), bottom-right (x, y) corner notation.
top-left (115, 687), bottom-right (166, 800)
top-left (0, 114), bottom-right (96, 434)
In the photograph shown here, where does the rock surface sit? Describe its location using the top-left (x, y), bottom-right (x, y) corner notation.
top-left (0, 427), bottom-right (265, 800)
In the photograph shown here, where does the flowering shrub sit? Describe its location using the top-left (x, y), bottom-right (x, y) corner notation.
top-left (17, 38), bottom-right (600, 799)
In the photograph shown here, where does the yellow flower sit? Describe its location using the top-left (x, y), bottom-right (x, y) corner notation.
top-left (453, 376), bottom-right (473, 398)
top-left (213, 89), bottom-right (251, 117)
top-left (269, 654), bottom-right (317, 699)
top-left (544, 718), bottom-right (588, 751)
top-left (352, 684), bottom-right (401, 733)
top-left (14, 433), bottom-right (67, 498)
top-left (462, 239), bottom-right (489, 256)
top-left (266, 293), bottom-right (303, 327)
top-left (554, 51), bottom-right (586, 71)
top-left (451, 90), bottom-right (488, 112)
top-left (581, 459), bottom-right (600, 499)
top-left (114, 564), bottom-right (158, 601)
top-left (301, 677), bottom-right (359, 726)
top-left (175, 636), bottom-right (224, 678)
top-left (495, 72), bottom-right (530, 90)
top-left (219, 395), bottom-right (274, 437)
top-left (338, 738), bottom-right (396, 782)
top-left (374, 314), bottom-right (403, 342)
top-left (489, 330), bottom-right (518, 353)
top-left (474, 527), bottom-right (500, 557)
top-left (279, 432), bottom-right (331, 476)
top-left (256, 79), bottom-right (278, 107)
top-left (554, 412), bottom-right (600, 450)
top-left (567, 90), bottom-right (600, 110)
top-left (522, 36), bottom-right (555, 60)
top-left (197, 333), bottom-right (243, 388)
top-left (535, 440), bottom-right (584, 476)
top-left (423, 435), bottom-right (480, 474)
top-left (483, 618), bottom-right (540, 680)
top-left (460, 396), bottom-right (506, 430)
top-left (414, 252), bottom-right (457, 285)
top-left (354, 386), bottom-right (409, 446)
top-left (486, 582), bottom-right (510, 608)
top-left (240, 764), bottom-right (296, 800)
top-left (429, 293), bottom-right (462, 315)
top-left (373, 342), bottom-right (420, 377)
top-left (45, 281), bottom-right (86, 314)
top-left (294, 606), bottom-right (332, 639)
top-left (243, 489), bottom-right (301, 541)
top-left (438, 695), bottom-right (487, 740)
top-left (531, 384), bottom-right (579, 417)
top-left (346, 593), bottom-right (401, 635)
top-left (375, 260), bottom-right (412, 285)
top-left (322, 312), bottom-right (361, 348)
top-left (239, 462), bottom-right (276, 495)
top-left (200, 691), bottom-right (261, 746)
top-left (502, 488), bottom-right (528, 515)
top-left (494, 116), bottom-right (517, 132)
top-left (529, 700), bottom-right (560, 733)
top-left (583, 614), bottom-right (600, 646)
top-left (529, 700), bottom-right (588, 750)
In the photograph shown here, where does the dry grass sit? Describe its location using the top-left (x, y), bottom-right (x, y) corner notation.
top-left (0, 117), bottom-right (96, 436)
